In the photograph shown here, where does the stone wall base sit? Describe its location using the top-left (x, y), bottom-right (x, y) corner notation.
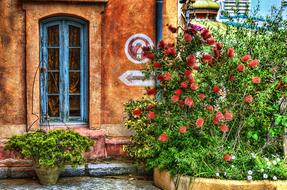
top-left (0, 128), bottom-right (130, 161)
top-left (0, 162), bottom-right (150, 179)
top-left (153, 168), bottom-right (287, 190)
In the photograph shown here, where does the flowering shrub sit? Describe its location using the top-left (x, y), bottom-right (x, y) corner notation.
top-left (124, 12), bottom-right (287, 180)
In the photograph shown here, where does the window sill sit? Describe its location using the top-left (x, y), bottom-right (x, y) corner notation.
top-left (40, 122), bottom-right (88, 128)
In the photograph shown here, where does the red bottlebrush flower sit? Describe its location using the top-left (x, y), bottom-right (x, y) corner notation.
top-left (198, 93), bottom-right (206, 100)
top-left (153, 62), bottom-right (161, 69)
top-left (163, 72), bottom-right (171, 81)
top-left (166, 43), bottom-right (175, 48)
top-left (147, 104), bottom-right (156, 110)
top-left (145, 52), bottom-right (155, 60)
top-left (174, 89), bottom-right (182, 96)
top-left (229, 75), bottom-right (235, 81)
top-left (180, 82), bottom-right (188, 89)
top-left (252, 76), bottom-right (261, 84)
top-left (179, 100), bottom-right (184, 105)
top-left (148, 111), bottom-right (156, 120)
top-left (142, 46), bottom-right (150, 52)
top-left (220, 124), bottom-right (229, 133)
top-left (207, 38), bottom-right (216, 45)
top-left (276, 83), bottom-right (282, 89)
top-left (206, 105), bottom-right (214, 112)
top-left (215, 42), bottom-right (223, 50)
top-left (147, 88), bottom-right (156, 96)
top-left (158, 133), bottom-right (169, 142)
top-left (237, 64), bottom-right (245, 72)
top-left (187, 55), bottom-right (196, 67)
top-left (132, 108), bottom-right (141, 117)
top-left (216, 112), bottom-right (224, 122)
top-left (202, 54), bottom-right (213, 64)
top-left (179, 126), bottom-right (187, 134)
top-left (170, 48), bottom-right (177, 56)
top-left (227, 48), bottom-right (235, 58)
top-left (196, 117), bottom-right (205, 128)
top-left (200, 28), bottom-right (209, 36)
top-left (184, 33), bottom-right (193, 42)
top-left (164, 47), bottom-right (177, 56)
top-left (223, 154), bottom-right (232, 161)
top-left (244, 95), bottom-right (253, 103)
top-left (192, 64), bottom-right (200, 70)
top-left (224, 112), bottom-right (233, 121)
top-left (168, 25), bottom-right (177, 33)
top-left (158, 40), bottom-right (166, 49)
top-left (190, 83), bottom-right (198, 91)
top-left (171, 95), bottom-right (179, 103)
top-left (157, 75), bottom-right (164, 81)
top-left (213, 85), bottom-right (220, 93)
top-left (201, 29), bottom-right (211, 40)
top-left (184, 97), bottom-right (194, 107)
top-left (184, 70), bottom-right (192, 77)
top-left (213, 116), bottom-right (219, 125)
top-left (188, 77), bottom-right (195, 84)
top-left (212, 47), bottom-right (220, 59)
top-left (248, 59), bottom-right (259, 69)
top-left (241, 54), bottom-right (251, 62)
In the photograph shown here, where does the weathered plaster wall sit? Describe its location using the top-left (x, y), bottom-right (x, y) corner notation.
top-left (101, 0), bottom-right (178, 132)
top-left (0, 0), bottom-right (178, 138)
top-left (0, 0), bottom-right (26, 138)
top-left (23, 1), bottom-right (105, 130)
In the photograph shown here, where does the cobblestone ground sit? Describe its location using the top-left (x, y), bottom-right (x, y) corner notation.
top-left (0, 177), bottom-right (160, 190)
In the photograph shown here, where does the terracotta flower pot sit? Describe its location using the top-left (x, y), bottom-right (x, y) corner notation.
top-left (34, 164), bottom-right (63, 185)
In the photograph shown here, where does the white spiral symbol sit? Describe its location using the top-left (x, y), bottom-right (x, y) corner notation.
top-left (125, 34), bottom-right (154, 64)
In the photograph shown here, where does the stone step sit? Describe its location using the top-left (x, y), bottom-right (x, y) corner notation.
top-left (0, 162), bottom-right (151, 179)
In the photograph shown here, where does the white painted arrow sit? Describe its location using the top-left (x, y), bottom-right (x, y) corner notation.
top-left (119, 70), bottom-right (155, 86)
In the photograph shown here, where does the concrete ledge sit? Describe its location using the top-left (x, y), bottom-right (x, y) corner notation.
top-left (87, 163), bottom-right (136, 176)
top-left (10, 167), bottom-right (36, 179)
top-left (0, 167), bottom-right (8, 179)
top-left (154, 169), bottom-right (287, 190)
top-left (60, 165), bottom-right (86, 177)
top-left (0, 163), bottom-right (148, 179)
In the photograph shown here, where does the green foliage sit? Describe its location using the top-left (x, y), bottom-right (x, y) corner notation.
top-left (5, 130), bottom-right (94, 167)
top-left (124, 6), bottom-right (287, 180)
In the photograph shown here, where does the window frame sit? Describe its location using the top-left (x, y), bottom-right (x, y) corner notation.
top-left (40, 17), bottom-right (88, 125)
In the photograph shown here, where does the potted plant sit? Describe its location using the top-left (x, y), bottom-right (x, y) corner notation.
top-left (5, 129), bottom-right (93, 185)
top-left (124, 5), bottom-right (287, 190)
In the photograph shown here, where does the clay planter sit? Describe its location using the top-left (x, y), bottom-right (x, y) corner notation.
top-left (34, 164), bottom-right (63, 185)
top-left (154, 168), bottom-right (287, 190)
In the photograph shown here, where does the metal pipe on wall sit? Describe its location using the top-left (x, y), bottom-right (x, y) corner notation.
top-left (155, 0), bottom-right (163, 101)
top-left (156, 0), bottom-right (163, 46)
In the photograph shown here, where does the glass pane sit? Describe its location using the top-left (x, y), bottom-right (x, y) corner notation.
top-left (69, 25), bottom-right (80, 46)
top-left (69, 48), bottom-right (80, 70)
top-left (48, 72), bottom-right (59, 93)
top-left (48, 95), bottom-right (59, 117)
top-left (69, 95), bottom-right (80, 116)
top-left (48, 48), bottom-right (59, 70)
top-left (47, 25), bottom-right (59, 46)
top-left (69, 72), bottom-right (80, 93)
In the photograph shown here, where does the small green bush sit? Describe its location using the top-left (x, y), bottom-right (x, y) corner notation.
top-left (5, 130), bottom-right (94, 167)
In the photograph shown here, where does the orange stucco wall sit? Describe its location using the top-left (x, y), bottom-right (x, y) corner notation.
top-left (0, 0), bottom-right (26, 138)
top-left (102, 0), bottom-right (178, 127)
top-left (0, 0), bottom-right (178, 137)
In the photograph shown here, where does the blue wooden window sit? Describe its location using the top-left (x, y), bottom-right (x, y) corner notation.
top-left (40, 17), bottom-right (88, 124)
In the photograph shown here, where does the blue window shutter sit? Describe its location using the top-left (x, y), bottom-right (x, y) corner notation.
top-left (40, 17), bottom-right (88, 125)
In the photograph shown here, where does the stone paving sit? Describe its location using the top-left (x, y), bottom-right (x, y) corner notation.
top-left (0, 177), bottom-right (160, 190)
